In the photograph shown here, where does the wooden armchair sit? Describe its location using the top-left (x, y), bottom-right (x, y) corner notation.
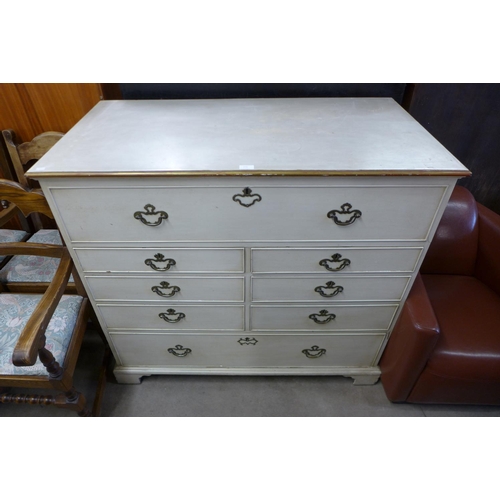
top-left (0, 180), bottom-right (106, 416)
top-left (0, 129), bottom-right (75, 293)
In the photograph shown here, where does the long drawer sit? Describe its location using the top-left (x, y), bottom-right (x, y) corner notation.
top-left (250, 304), bottom-right (398, 331)
top-left (98, 304), bottom-right (245, 331)
top-left (51, 185), bottom-right (445, 242)
top-left (251, 247), bottom-right (423, 273)
top-left (75, 248), bottom-right (244, 273)
top-left (87, 276), bottom-right (244, 302)
top-left (251, 276), bottom-right (411, 302)
top-left (110, 333), bottom-right (385, 368)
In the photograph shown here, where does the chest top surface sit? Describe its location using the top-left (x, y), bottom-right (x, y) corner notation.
top-left (26, 97), bottom-right (470, 177)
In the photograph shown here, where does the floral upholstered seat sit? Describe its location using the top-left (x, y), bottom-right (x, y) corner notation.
top-left (0, 294), bottom-right (83, 376)
top-left (0, 229), bottom-right (74, 283)
top-left (0, 229), bottom-right (29, 263)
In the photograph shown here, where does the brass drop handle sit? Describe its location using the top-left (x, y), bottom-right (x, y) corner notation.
top-left (314, 281), bottom-right (344, 298)
top-left (302, 345), bottom-right (326, 358)
top-left (152, 281), bottom-right (181, 297)
top-left (145, 253), bottom-right (176, 271)
top-left (319, 253), bottom-right (351, 272)
top-left (327, 203), bottom-right (362, 226)
top-left (168, 345), bottom-right (191, 357)
top-left (232, 187), bottom-right (262, 207)
top-left (159, 308), bottom-right (186, 323)
top-left (309, 309), bottom-right (336, 324)
top-left (134, 204), bottom-right (169, 226)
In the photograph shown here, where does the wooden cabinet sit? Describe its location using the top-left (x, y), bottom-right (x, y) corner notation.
top-left (26, 98), bottom-right (470, 385)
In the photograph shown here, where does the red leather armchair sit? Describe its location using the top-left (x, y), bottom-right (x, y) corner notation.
top-left (380, 186), bottom-right (500, 405)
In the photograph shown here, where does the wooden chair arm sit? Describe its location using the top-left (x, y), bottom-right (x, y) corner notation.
top-left (12, 249), bottom-right (73, 367)
top-left (0, 242), bottom-right (65, 258)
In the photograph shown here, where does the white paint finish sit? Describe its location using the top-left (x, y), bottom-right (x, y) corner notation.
top-left (27, 99), bottom-right (468, 384)
top-left (251, 275), bottom-right (411, 302)
top-left (74, 247), bottom-right (245, 273)
top-left (49, 184), bottom-right (445, 242)
top-left (250, 304), bottom-right (398, 331)
top-left (251, 247), bottom-right (423, 273)
top-left (41, 174), bottom-right (461, 190)
top-left (110, 332), bottom-right (385, 368)
top-left (26, 98), bottom-right (469, 175)
top-left (86, 276), bottom-right (245, 302)
top-left (98, 304), bottom-right (245, 331)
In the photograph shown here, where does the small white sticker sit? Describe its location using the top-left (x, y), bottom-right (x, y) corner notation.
top-left (239, 165), bottom-right (255, 170)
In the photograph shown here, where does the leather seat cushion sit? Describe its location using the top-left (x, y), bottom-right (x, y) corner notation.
top-left (422, 274), bottom-right (500, 381)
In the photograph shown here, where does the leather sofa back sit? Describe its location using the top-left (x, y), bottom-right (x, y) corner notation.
top-left (420, 186), bottom-right (478, 275)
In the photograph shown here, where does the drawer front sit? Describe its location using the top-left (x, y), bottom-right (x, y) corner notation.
top-left (87, 276), bottom-right (244, 302)
top-left (75, 248), bottom-right (244, 273)
top-left (251, 276), bottom-right (411, 302)
top-left (98, 304), bottom-right (245, 331)
top-left (250, 304), bottom-right (398, 331)
top-left (52, 185), bottom-right (444, 242)
top-left (251, 247), bottom-right (422, 273)
top-left (111, 333), bottom-right (385, 368)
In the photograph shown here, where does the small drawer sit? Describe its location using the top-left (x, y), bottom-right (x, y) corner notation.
top-left (75, 247), bottom-right (244, 274)
top-left (110, 333), bottom-right (385, 368)
top-left (87, 276), bottom-right (244, 302)
top-left (251, 276), bottom-right (411, 302)
top-left (251, 247), bottom-right (422, 273)
top-left (250, 304), bottom-right (398, 331)
top-left (98, 304), bottom-right (245, 331)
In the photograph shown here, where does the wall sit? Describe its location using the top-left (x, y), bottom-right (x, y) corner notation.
top-left (408, 83), bottom-right (500, 214)
top-left (0, 83), bottom-right (121, 179)
top-left (119, 83), bottom-right (408, 102)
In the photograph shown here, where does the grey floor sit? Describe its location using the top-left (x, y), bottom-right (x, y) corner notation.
top-left (2, 329), bottom-right (500, 417)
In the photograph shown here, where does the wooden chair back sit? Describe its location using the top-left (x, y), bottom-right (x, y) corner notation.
top-left (0, 178), bottom-right (54, 219)
top-left (2, 129), bottom-right (63, 231)
top-left (2, 129), bottom-right (64, 188)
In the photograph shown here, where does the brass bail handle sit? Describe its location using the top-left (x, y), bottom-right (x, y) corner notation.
top-left (134, 204), bottom-right (169, 226)
top-left (327, 202), bottom-right (362, 226)
top-left (302, 345), bottom-right (327, 358)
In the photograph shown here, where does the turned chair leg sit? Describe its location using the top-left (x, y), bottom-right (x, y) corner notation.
top-left (40, 346), bottom-right (93, 416)
top-left (54, 387), bottom-right (92, 416)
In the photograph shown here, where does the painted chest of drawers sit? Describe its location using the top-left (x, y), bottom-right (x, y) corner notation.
top-left (27, 98), bottom-right (470, 384)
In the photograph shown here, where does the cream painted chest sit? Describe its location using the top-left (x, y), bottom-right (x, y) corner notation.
top-left (27, 98), bottom-right (470, 384)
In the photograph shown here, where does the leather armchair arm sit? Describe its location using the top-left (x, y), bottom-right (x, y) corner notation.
top-left (475, 204), bottom-right (500, 297)
top-left (380, 274), bottom-right (441, 402)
